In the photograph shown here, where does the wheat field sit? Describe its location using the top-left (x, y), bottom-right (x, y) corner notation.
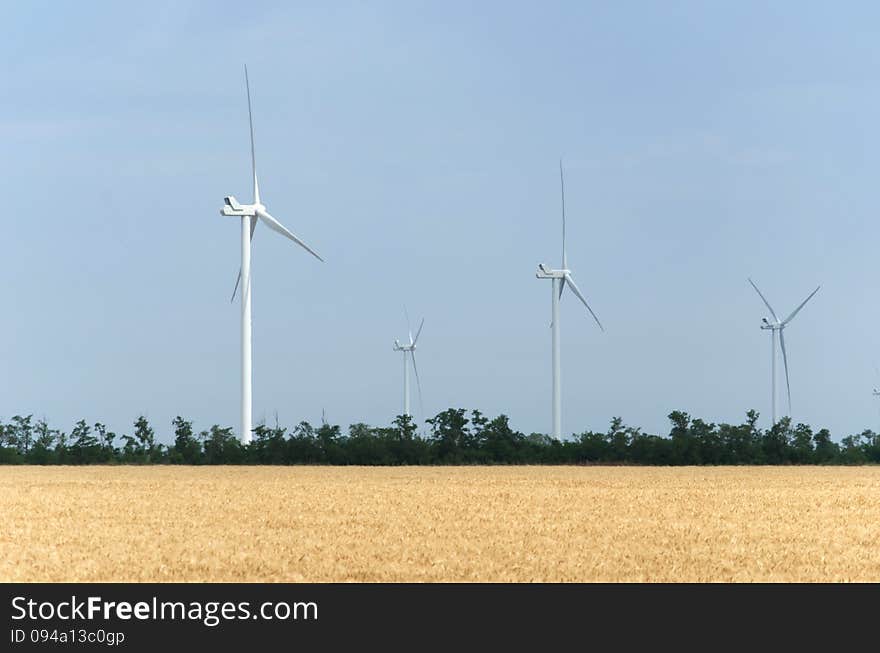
top-left (1, 465), bottom-right (879, 582)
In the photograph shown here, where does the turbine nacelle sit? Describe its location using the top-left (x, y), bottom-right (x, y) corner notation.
top-left (536, 263), bottom-right (566, 279)
top-left (221, 195), bottom-right (257, 217)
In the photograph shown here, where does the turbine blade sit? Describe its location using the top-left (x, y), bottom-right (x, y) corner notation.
top-left (564, 273), bottom-right (604, 331)
top-left (404, 305), bottom-right (412, 344)
top-left (256, 209), bottom-right (323, 262)
top-left (782, 285), bottom-right (820, 325)
top-left (748, 278), bottom-right (779, 323)
top-left (245, 65), bottom-right (259, 205)
top-left (779, 329), bottom-right (792, 415)
top-left (411, 351), bottom-right (424, 417)
top-left (231, 270), bottom-right (242, 303)
top-left (413, 318), bottom-right (425, 346)
top-left (558, 275), bottom-right (566, 300)
top-left (230, 217), bottom-right (258, 302)
top-left (749, 279), bottom-right (779, 322)
top-left (559, 159), bottom-right (566, 270)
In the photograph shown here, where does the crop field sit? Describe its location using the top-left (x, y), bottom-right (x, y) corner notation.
top-left (1, 466), bottom-right (880, 582)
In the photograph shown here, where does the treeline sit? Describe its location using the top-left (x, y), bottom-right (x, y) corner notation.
top-left (0, 409), bottom-right (878, 465)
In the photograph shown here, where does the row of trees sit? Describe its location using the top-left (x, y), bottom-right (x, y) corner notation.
top-left (0, 409), bottom-right (878, 465)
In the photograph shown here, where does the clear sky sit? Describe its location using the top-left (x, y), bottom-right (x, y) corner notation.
top-left (3, 1), bottom-right (880, 442)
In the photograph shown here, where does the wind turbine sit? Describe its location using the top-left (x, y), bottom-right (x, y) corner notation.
top-left (748, 278), bottom-right (820, 426)
top-left (535, 161), bottom-right (604, 440)
top-left (393, 310), bottom-right (424, 419)
top-left (872, 365), bottom-right (880, 428)
top-left (220, 66), bottom-right (323, 444)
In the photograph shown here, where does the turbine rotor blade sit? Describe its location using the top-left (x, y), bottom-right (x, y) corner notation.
top-left (748, 278), bottom-right (779, 323)
top-left (404, 305), bottom-right (412, 344)
top-left (230, 217), bottom-right (258, 302)
top-left (559, 158), bottom-right (566, 269)
top-left (413, 318), bottom-right (425, 346)
top-left (256, 209), bottom-right (323, 262)
top-left (231, 270), bottom-right (242, 303)
top-left (564, 273), bottom-right (604, 332)
top-left (245, 65), bottom-right (259, 205)
top-left (411, 351), bottom-right (424, 417)
top-left (782, 286), bottom-right (820, 325)
top-left (779, 329), bottom-right (792, 415)
top-left (559, 276), bottom-right (566, 300)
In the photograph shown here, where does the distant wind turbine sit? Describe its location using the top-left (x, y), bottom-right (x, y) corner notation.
top-left (220, 66), bottom-right (323, 444)
top-left (748, 278), bottom-right (820, 426)
top-left (393, 309), bottom-right (424, 419)
top-left (872, 365), bottom-right (880, 427)
top-left (536, 161), bottom-right (604, 440)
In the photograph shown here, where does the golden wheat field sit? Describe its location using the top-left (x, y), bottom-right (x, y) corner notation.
top-left (2, 465), bottom-right (880, 582)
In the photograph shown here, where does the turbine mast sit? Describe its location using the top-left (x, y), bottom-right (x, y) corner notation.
top-left (403, 350), bottom-right (411, 418)
top-left (770, 329), bottom-right (777, 427)
top-left (551, 277), bottom-right (562, 439)
top-left (241, 215), bottom-right (253, 444)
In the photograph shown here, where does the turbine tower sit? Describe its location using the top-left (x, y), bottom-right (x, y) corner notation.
top-left (220, 66), bottom-right (323, 444)
top-left (536, 161), bottom-right (604, 440)
top-left (748, 278), bottom-right (820, 426)
top-left (393, 310), bottom-right (424, 418)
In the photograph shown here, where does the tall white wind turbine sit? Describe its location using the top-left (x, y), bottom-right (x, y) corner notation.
top-left (748, 278), bottom-right (819, 426)
top-left (536, 161), bottom-right (604, 440)
top-left (393, 310), bottom-right (424, 419)
top-left (220, 66), bottom-right (323, 444)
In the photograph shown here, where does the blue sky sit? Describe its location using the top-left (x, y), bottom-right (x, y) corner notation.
top-left (3, 1), bottom-right (880, 441)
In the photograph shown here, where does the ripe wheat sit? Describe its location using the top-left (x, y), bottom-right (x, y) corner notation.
top-left (1, 466), bottom-right (879, 582)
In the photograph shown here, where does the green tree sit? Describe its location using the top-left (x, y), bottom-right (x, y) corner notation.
top-left (201, 425), bottom-right (244, 464)
top-left (10, 415), bottom-right (34, 456)
top-left (762, 417), bottom-right (792, 464)
top-left (813, 428), bottom-right (838, 463)
top-left (840, 431), bottom-right (869, 464)
top-left (93, 423), bottom-right (117, 462)
top-left (133, 416), bottom-right (156, 463)
top-left (69, 420), bottom-right (101, 464)
top-left (607, 417), bottom-right (629, 462)
top-left (790, 423), bottom-right (814, 463)
top-left (172, 416), bottom-right (201, 464)
top-left (393, 414), bottom-right (417, 442)
top-left (316, 422), bottom-right (344, 464)
top-left (482, 414), bottom-right (523, 463)
top-left (28, 419), bottom-right (58, 464)
top-left (427, 408), bottom-right (471, 463)
top-left (669, 411), bottom-right (698, 464)
top-left (251, 423), bottom-right (287, 464)
top-left (863, 431), bottom-right (880, 463)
